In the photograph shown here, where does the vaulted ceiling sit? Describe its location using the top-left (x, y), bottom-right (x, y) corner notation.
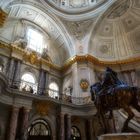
top-left (89, 0), bottom-right (140, 61)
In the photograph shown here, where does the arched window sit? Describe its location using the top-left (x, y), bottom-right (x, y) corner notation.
top-left (48, 82), bottom-right (59, 99)
top-left (20, 73), bottom-right (37, 94)
top-left (28, 119), bottom-right (51, 138)
top-left (27, 28), bottom-right (47, 54)
top-left (71, 126), bottom-right (81, 140)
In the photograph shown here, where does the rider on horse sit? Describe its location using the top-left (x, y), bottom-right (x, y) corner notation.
top-left (99, 67), bottom-right (127, 95)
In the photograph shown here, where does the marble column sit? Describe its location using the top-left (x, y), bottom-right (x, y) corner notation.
top-left (59, 113), bottom-right (65, 140)
top-left (13, 60), bottom-right (21, 88)
top-left (38, 70), bottom-right (46, 95)
top-left (20, 108), bottom-right (30, 140)
top-left (88, 119), bottom-right (94, 140)
top-left (6, 58), bottom-right (15, 85)
top-left (66, 114), bottom-right (71, 140)
top-left (8, 106), bottom-right (19, 140)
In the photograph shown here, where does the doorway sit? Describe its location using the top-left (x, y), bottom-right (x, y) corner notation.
top-left (28, 119), bottom-right (51, 140)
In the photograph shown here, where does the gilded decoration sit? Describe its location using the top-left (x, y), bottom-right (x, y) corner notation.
top-left (0, 8), bottom-right (8, 27)
top-left (35, 101), bottom-right (52, 116)
top-left (23, 51), bottom-right (40, 65)
top-left (1, 42), bottom-right (140, 72)
top-left (80, 79), bottom-right (89, 92)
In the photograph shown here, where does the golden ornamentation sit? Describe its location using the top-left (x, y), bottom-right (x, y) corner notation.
top-left (23, 51), bottom-right (40, 65)
top-left (80, 79), bottom-right (89, 92)
top-left (72, 117), bottom-right (80, 123)
top-left (62, 55), bottom-right (140, 71)
top-left (1, 41), bottom-right (140, 72)
top-left (35, 101), bottom-right (52, 116)
top-left (0, 8), bottom-right (8, 27)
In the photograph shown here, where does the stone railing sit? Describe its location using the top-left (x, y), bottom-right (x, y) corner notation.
top-left (5, 79), bottom-right (92, 105)
top-left (61, 94), bottom-right (92, 105)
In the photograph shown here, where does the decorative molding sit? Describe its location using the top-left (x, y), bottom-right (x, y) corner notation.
top-left (62, 55), bottom-right (140, 71)
top-left (0, 8), bottom-right (8, 27)
top-left (61, 19), bottom-right (94, 40)
top-left (41, 0), bottom-right (114, 20)
top-left (23, 51), bottom-right (40, 65)
top-left (1, 42), bottom-right (140, 72)
top-left (0, 42), bottom-right (61, 70)
top-left (80, 79), bottom-right (89, 92)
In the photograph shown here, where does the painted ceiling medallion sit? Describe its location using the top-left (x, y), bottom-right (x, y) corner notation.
top-left (40, 0), bottom-right (115, 20)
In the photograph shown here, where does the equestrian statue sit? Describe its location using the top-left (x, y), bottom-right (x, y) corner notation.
top-left (90, 67), bottom-right (140, 133)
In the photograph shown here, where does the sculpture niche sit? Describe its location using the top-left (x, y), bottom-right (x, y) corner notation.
top-left (90, 67), bottom-right (140, 133)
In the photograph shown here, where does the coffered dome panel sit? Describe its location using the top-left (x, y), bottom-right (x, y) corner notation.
top-left (89, 0), bottom-right (140, 61)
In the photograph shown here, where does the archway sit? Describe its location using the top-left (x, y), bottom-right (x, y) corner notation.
top-left (28, 119), bottom-right (51, 140)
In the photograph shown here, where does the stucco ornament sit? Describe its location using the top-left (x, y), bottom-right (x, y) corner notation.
top-left (80, 79), bottom-right (89, 91)
top-left (23, 51), bottom-right (40, 65)
top-left (0, 8), bottom-right (8, 27)
top-left (35, 101), bottom-right (52, 116)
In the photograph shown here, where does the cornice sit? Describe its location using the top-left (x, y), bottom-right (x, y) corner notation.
top-left (0, 42), bottom-right (61, 71)
top-left (62, 55), bottom-right (140, 71)
top-left (0, 42), bottom-right (140, 72)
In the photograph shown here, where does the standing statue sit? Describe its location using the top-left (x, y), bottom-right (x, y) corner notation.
top-left (90, 67), bottom-right (140, 133)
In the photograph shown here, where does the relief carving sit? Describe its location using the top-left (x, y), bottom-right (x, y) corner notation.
top-left (62, 19), bottom-right (94, 40)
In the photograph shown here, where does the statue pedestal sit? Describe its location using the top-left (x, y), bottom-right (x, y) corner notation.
top-left (98, 133), bottom-right (140, 140)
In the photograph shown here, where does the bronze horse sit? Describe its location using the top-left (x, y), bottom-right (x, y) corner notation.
top-left (90, 71), bottom-right (140, 133)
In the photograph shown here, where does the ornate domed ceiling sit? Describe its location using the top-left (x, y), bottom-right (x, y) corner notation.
top-left (47, 0), bottom-right (104, 11)
top-left (89, 0), bottom-right (140, 61)
top-left (41, 0), bottom-right (115, 20)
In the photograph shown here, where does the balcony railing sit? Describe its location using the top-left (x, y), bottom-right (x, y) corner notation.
top-left (6, 78), bottom-right (92, 105)
top-left (20, 80), bottom-right (38, 94)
